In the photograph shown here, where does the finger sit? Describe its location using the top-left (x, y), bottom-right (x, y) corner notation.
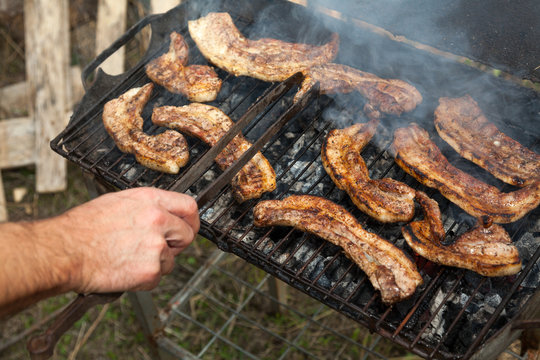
top-left (152, 189), bottom-right (200, 232)
top-left (161, 214), bottom-right (195, 254)
top-left (166, 240), bottom-right (189, 256)
top-left (160, 246), bottom-right (177, 275)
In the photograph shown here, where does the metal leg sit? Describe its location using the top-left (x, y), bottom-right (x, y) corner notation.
top-left (127, 292), bottom-right (176, 360)
top-left (268, 276), bottom-right (288, 315)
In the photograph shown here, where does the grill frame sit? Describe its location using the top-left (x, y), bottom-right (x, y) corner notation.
top-left (50, 1), bottom-right (540, 358)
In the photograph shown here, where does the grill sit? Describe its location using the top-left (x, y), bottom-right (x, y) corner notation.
top-left (49, 0), bottom-right (540, 358)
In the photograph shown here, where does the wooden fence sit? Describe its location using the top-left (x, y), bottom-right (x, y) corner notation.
top-left (0, 0), bottom-right (181, 222)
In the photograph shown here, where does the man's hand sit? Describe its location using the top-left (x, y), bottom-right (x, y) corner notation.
top-left (58, 187), bottom-right (199, 293)
top-left (0, 187), bottom-right (199, 317)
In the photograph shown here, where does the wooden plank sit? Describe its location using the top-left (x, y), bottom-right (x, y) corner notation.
top-left (96, 0), bottom-right (127, 75)
top-left (24, 0), bottom-right (69, 193)
top-left (0, 66), bottom-right (84, 118)
top-left (150, 0), bottom-right (181, 14)
top-left (0, 171), bottom-right (7, 222)
top-left (0, 117), bottom-right (35, 169)
top-left (0, 111), bottom-right (72, 170)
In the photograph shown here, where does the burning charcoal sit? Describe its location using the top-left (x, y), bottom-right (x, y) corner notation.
top-left (332, 273), bottom-right (358, 299)
top-left (520, 259), bottom-right (540, 289)
top-left (347, 281), bottom-right (376, 307)
top-left (484, 292), bottom-right (502, 308)
top-left (256, 237), bottom-right (275, 256)
top-left (463, 271), bottom-right (489, 291)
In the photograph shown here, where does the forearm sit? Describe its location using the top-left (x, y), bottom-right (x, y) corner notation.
top-left (0, 218), bottom-right (76, 318)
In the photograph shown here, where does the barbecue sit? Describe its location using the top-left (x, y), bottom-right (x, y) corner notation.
top-left (392, 123), bottom-right (540, 224)
top-left (434, 95), bottom-right (540, 187)
top-left (188, 11), bottom-right (340, 82)
top-left (294, 63), bottom-right (423, 118)
top-left (253, 194), bottom-right (424, 304)
top-left (321, 119), bottom-right (416, 223)
top-left (33, 0), bottom-right (540, 359)
top-left (152, 103), bottom-right (277, 202)
top-left (102, 83), bottom-right (189, 174)
top-left (402, 191), bottom-right (522, 277)
top-left (145, 32), bottom-right (222, 102)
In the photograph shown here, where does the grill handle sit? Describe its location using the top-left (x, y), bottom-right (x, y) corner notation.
top-left (81, 13), bottom-right (160, 91)
top-left (26, 292), bottom-right (121, 360)
top-left (512, 319), bottom-right (540, 330)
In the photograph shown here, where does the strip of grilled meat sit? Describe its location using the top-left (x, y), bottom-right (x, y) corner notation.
top-left (392, 123), bottom-right (540, 223)
top-left (321, 120), bottom-right (415, 222)
top-left (188, 12), bottom-right (339, 82)
top-left (145, 32), bottom-right (222, 102)
top-left (435, 95), bottom-right (540, 187)
top-left (295, 63), bottom-right (422, 118)
top-left (102, 83), bottom-right (189, 174)
top-left (402, 191), bottom-right (521, 276)
top-left (152, 103), bottom-right (276, 202)
top-left (253, 195), bottom-right (423, 304)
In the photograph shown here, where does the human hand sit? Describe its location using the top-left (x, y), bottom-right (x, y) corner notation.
top-left (55, 187), bottom-right (199, 294)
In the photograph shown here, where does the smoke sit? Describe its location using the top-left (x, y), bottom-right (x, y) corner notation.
top-left (181, 0), bottom-right (539, 142)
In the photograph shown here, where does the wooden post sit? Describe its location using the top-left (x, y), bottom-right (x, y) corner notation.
top-left (24, 0), bottom-right (69, 193)
top-left (96, 0), bottom-right (127, 75)
top-left (150, 0), bottom-right (181, 14)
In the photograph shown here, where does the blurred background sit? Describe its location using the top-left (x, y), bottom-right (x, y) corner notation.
top-left (0, 0), bottom-right (530, 359)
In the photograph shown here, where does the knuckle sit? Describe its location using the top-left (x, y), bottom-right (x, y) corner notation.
top-left (184, 196), bottom-right (199, 215)
top-left (146, 207), bottom-right (167, 227)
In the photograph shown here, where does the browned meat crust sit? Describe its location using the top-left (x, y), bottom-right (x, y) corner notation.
top-left (145, 32), bottom-right (222, 102)
top-left (152, 103), bottom-right (276, 202)
top-left (321, 120), bottom-right (415, 222)
top-left (391, 123), bottom-right (540, 223)
top-left (188, 12), bottom-right (339, 82)
top-left (102, 83), bottom-right (189, 174)
top-left (295, 63), bottom-right (422, 118)
top-left (253, 195), bottom-right (423, 304)
top-left (402, 191), bottom-right (521, 276)
top-left (435, 95), bottom-right (540, 187)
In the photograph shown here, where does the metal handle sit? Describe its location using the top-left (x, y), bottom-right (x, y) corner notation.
top-left (26, 292), bottom-right (122, 360)
top-left (512, 319), bottom-right (540, 330)
top-left (81, 14), bottom-right (160, 90)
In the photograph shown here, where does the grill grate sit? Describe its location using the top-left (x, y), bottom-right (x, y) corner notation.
top-left (50, 1), bottom-right (540, 358)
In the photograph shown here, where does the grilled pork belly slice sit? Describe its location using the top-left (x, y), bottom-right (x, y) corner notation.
top-left (321, 120), bottom-right (415, 222)
top-left (435, 95), bottom-right (540, 187)
top-left (392, 123), bottom-right (540, 223)
top-left (102, 83), bottom-right (188, 174)
top-left (188, 12), bottom-right (339, 82)
top-left (402, 191), bottom-right (521, 276)
top-left (145, 32), bottom-right (222, 102)
top-left (295, 63), bottom-right (422, 118)
top-left (152, 103), bottom-right (276, 202)
top-left (253, 195), bottom-right (423, 304)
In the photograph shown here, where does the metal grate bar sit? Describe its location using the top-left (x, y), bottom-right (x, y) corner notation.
top-left (277, 304), bottom-right (326, 360)
top-left (172, 309), bottom-right (260, 360)
top-left (463, 245), bottom-right (540, 359)
top-left (178, 275), bottom-right (320, 359)
top-left (212, 257), bottom-right (392, 360)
